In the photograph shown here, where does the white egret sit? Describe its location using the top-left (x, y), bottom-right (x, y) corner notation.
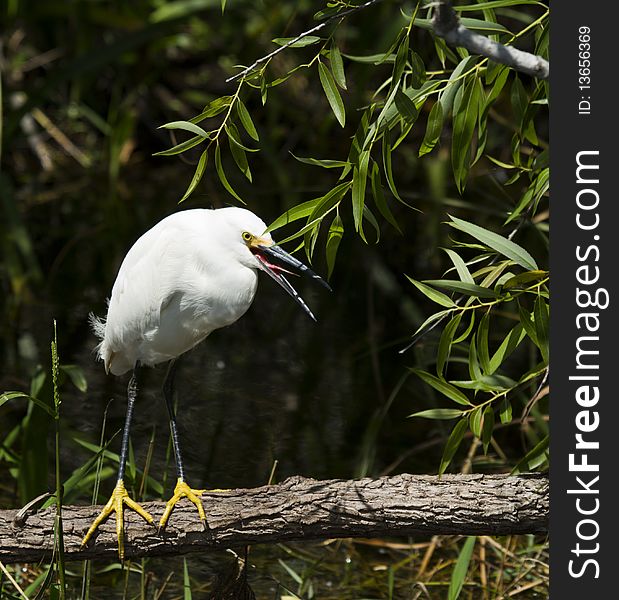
top-left (81, 207), bottom-right (330, 559)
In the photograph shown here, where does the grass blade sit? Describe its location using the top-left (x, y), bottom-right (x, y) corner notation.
top-left (448, 537), bottom-right (476, 600)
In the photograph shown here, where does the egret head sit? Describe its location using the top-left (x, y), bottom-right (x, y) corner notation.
top-left (218, 207), bottom-right (331, 321)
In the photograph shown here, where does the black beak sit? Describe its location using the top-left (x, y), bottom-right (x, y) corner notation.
top-left (253, 244), bottom-right (331, 321)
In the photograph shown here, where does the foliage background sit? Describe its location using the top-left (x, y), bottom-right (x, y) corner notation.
top-left (1, 0), bottom-right (548, 597)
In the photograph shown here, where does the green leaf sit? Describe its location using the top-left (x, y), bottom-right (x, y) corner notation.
top-left (326, 214), bottom-right (344, 278)
top-left (409, 51), bottom-right (426, 89)
top-left (459, 17), bottom-right (510, 34)
top-left (352, 151), bottom-right (370, 231)
top-left (260, 76), bottom-right (268, 105)
top-left (437, 313), bottom-right (462, 377)
top-left (452, 375), bottom-right (514, 392)
top-left (225, 123), bottom-right (260, 152)
top-left (502, 270), bottom-right (548, 289)
top-left (518, 302), bottom-right (539, 346)
top-left (214, 143), bottom-right (244, 203)
top-left (511, 435), bottom-right (549, 474)
top-left (394, 89), bottom-right (419, 123)
top-left (318, 62), bottom-right (346, 127)
top-left (362, 205), bottom-right (381, 244)
top-left (451, 78), bottom-right (481, 192)
top-left (423, 279), bottom-right (499, 298)
top-left (191, 96), bottom-right (233, 122)
top-left (330, 43), bottom-right (347, 89)
top-left (409, 16), bottom-right (511, 34)
top-left (448, 537), bottom-right (477, 600)
top-left (506, 168), bottom-right (549, 223)
top-left (374, 84), bottom-right (400, 134)
top-left (488, 323), bottom-right (526, 375)
top-left (154, 134), bottom-right (205, 157)
top-left (290, 154), bottom-right (350, 169)
top-left (477, 311), bottom-right (491, 373)
top-left (408, 310), bottom-right (453, 341)
top-left (419, 101), bottom-right (444, 157)
top-left (308, 181), bottom-right (351, 224)
top-left (392, 33), bottom-right (410, 86)
top-left (268, 198), bottom-right (320, 232)
top-left (439, 56), bottom-right (478, 114)
top-left (272, 36), bottom-right (321, 47)
top-left (59, 364), bottom-right (88, 392)
top-left (343, 52), bottom-right (396, 64)
top-left (158, 120), bottom-right (209, 138)
top-left (443, 248), bottom-right (474, 284)
top-left (468, 336), bottom-right (483, 380)
top-left (236, 99), bottom-right (259, 141)
top-left (227, 125), bottom-right (252, 182)
top-left (455, 0), bottom-right (543, 10)
top-left (0, 391), bottom-right (55, 417)
top-left (484, 66), bottom-right (510, 113)
top-left (278, 559), bottom-right (303, 585)
top-left (448, 215), bottom-right (538, 270)
top-left (314, 6), bottom-right (343, 19)
top-left (511, 76), bottom-right (528, 129)
top-left (382, 137), bottom-right (403, 202)
top-left (481, 405), bottom-right (494, 454)
top-left (534, 296), bottom-right (549, 363)
top-left (411, 369), bottom-right (471, 406)
top-left (469, 407), bottom-right (483, 438)
top-left (439, 418), bottom-right (468, 476)
top-left (407, 277), bottom-right (457, 308)
top-left (180, 148), bottom-right (208, 202)
top-left (408, 408), bottom-right (465, 420)
top-left (453, 311), bottom-right (475, 343)
top-left (499, 396), bottom-right (512, 424)
top-left (370, 162), bottom-right (402, 233)
top-left (276, 217), bottom-right (325, 245)
top-left (183, 558), bottom-right (192, 600)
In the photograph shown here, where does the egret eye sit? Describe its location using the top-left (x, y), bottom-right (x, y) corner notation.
top-left (242, 231), bottom-right (253, 242)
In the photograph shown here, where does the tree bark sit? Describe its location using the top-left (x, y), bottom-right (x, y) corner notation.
top-left (0, 473), bottom-right (548, 564)
top-left (432, 0), bottom-right (549, 79)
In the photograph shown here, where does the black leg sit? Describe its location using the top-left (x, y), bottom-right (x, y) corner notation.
top-left (81, 360), bottom-right (154, 559)
top-left (117, 361), bottom-right (141, 482)
top-left (159, 357), bottom-right (210, 531)
top-left (163, 358), bottom-right (186, 481)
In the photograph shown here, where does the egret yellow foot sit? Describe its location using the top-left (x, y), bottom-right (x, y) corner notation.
top-left (159, 478), bottom-right (217, 530)
top-left (81, 480), bottom-right (154, 561)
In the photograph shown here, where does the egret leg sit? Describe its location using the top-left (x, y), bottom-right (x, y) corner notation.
top-left (159, 358), bottom-right (211, 530)
top-left (81, 362), bottom-right (154, 560)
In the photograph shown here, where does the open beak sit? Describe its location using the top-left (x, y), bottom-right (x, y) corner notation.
top-left (252, 244), bottom-right (331, 321)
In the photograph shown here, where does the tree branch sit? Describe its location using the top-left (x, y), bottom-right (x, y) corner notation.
top-left (1, 473), bottom-right (548, 564)
top-left (432, 0), bottom-right (549, 79)
top-left (225, 0), bottom-right (384, 83)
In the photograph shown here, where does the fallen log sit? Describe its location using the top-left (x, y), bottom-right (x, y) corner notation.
top-left (0, 473), bottom-right (548, 563)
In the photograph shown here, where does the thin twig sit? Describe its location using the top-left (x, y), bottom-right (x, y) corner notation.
top-left (225, 0), bottom-right (384, 83)
top-left (520, 367), bottom-right (549, 422)
top-left (0, 561), bottom-right (30, 600)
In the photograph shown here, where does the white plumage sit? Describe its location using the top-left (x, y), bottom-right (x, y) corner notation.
top-left (81, 206), bottom-right (329, 559)
top-left (93, 207), bottom-right (272, 375)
